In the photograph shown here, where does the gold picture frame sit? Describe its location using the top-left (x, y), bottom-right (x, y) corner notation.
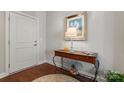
top-left (64, 12), bottom-right (87, 41)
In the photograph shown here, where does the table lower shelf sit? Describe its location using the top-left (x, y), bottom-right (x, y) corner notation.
top-left (54, 66), bottom-right (97, 82)
top-left (53, 55), bottom-right (99, 81)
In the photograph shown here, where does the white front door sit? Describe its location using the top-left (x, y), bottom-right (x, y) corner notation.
top-left (10, 12), bottom-right (38, 73)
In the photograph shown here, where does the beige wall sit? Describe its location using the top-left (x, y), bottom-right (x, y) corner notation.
top-left (113, 12), bottom-right (124, 72)
top-left (0, 12), bottom-right (5, 73)
top-left (46, 11), bottom-right (107, 77)
top-left (46, 11), bottom-right (124, 77)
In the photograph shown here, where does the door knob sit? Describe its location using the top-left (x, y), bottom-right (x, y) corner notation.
top-left (34, 44), bottom-right (37, 46)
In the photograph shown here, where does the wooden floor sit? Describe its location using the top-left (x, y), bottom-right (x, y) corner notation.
top-left (0, 63), bottom-right (95, 82)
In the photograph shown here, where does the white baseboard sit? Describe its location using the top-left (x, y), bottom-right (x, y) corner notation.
top-left (37, 60), bottom-right (47, 65)
top-left (0, 73), bottom-right (8, 79)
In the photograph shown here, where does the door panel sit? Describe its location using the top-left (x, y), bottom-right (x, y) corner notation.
top-left (10, 12), bottom-right (37, 73)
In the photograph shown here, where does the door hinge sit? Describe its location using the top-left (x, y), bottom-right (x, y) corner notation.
top-left (8, 17), bottom-right (10, 21)
top-left (8, 40), bottom-right (10, 45)
top-left (8, 64), bottom-right (10, 68)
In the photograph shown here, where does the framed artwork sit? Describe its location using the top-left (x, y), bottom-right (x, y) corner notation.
top-left (64, 12), bottom-right (87, 41)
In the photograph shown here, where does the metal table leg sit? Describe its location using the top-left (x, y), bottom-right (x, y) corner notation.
top-left (61, 57), bottom-right (63, 69)
top-left (53, 56), bottom-right (56, 66)
top-left (52, 55), bottom-right (57, 73)
top-left (94, 59), bottom-right (100, 81)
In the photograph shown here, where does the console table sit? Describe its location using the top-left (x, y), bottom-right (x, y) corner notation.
top-left (52, 49), bottom-right (100, 80)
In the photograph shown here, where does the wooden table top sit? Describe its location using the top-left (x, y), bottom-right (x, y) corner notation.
top-left (55, 49), bottom-right (98, 58)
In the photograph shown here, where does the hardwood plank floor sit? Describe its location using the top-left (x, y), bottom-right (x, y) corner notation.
top-left (0, 63), bottom-right (95, 82)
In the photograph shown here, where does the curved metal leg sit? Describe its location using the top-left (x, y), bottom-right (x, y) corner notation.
top-left (52, 56), bottom-right (57, 73)
top-left (61, 57), bottom-right (63, 69)
top-left (94, 59), bottom-right (100, 81)
top-left (53, 56), bottom-right (56, 66)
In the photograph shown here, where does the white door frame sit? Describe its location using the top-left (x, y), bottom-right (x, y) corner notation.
top-left (5, 11), bottom-right (39, 76)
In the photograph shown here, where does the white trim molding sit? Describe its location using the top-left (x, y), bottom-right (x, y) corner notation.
top-left (0, 73), bottom-right (8, 79)
top-left (5, 11), bottom-right (10, 76)
top-left (37, 60), bottom-right (47, 65)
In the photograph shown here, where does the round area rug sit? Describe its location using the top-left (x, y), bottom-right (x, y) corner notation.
top-left (32, 74), bottom-right (79, 82)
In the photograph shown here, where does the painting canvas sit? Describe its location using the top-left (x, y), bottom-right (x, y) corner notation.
top-left (65, 13), bottom-right (87, 40)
